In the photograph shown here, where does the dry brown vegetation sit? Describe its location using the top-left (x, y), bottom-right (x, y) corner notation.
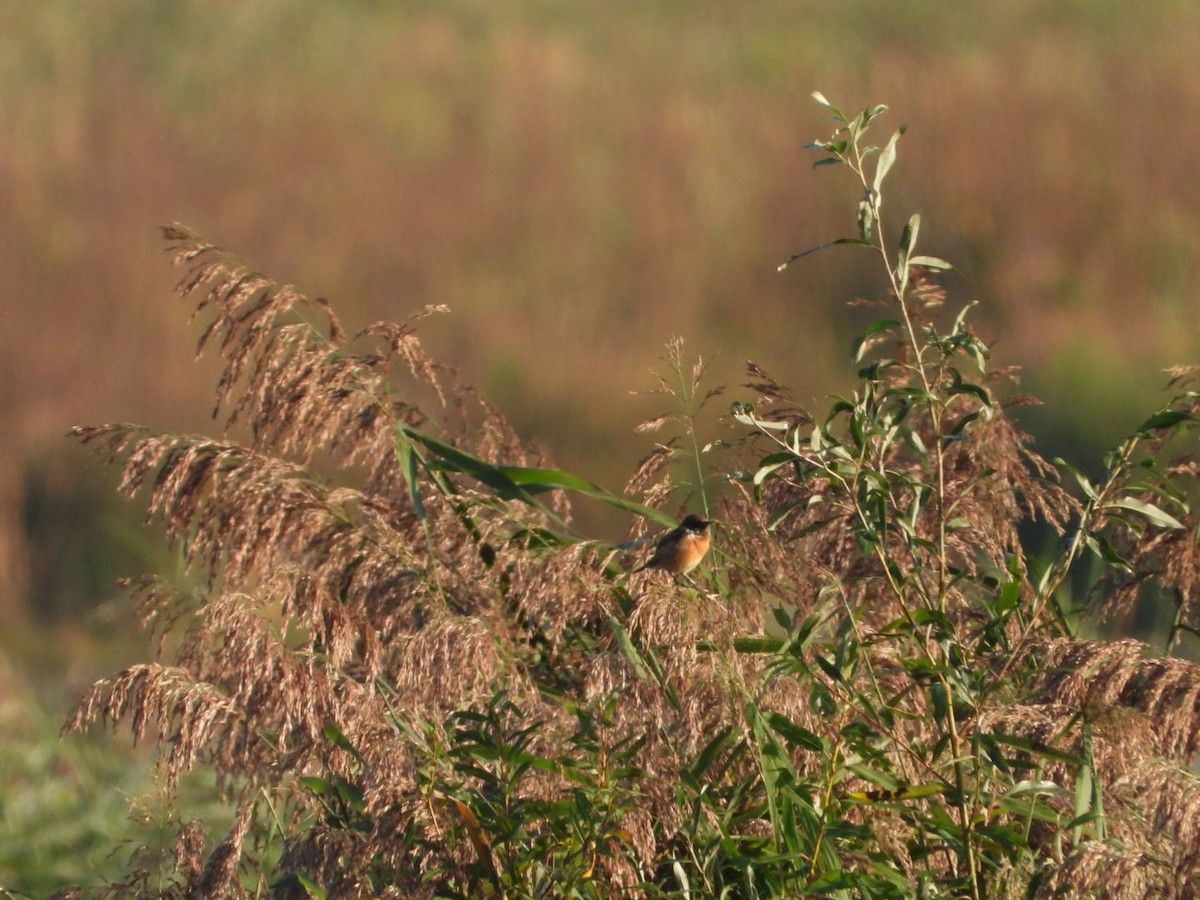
top-left (5, 2), bottom-right (1200, 632)
top-left (53, 93), bottom-right (1200, 895)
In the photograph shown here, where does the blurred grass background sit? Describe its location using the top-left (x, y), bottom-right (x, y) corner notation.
top-left (2, 0), bottom-right (1199, 889)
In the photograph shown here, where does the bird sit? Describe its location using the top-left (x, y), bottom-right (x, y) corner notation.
top-left (632, 514), bottom-right (712, 584)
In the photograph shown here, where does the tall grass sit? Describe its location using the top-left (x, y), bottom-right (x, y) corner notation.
top-left (47, 95), bottom-right (1200, 898)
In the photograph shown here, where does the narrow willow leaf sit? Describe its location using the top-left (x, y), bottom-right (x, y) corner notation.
top-left (895, 213), bottom-right (920, 295)
top-left (873, 128), bottom-right (903, 197)
top-left (765, 712), bottom-right (826, 752)
top-left (847, 782), bottom-right (945, 802)
top-left (976, 731), bottom-right (1012, 776)
top-left (899, 213), bottom-right (920, 253)
top-left (929, 682), bottom-right (949, 722)
top-left (896, 213), bottom-right (920, 287)
top-left (1085, 532), bottom-right (1133, 572)
top-left (1053, 457), bottom-right (1099, 502)
top-left (865, 317), bottom-right (901, 336)
top-left (989, 733), bottom-right (1082, 766)
top-left (908, 255), bottom-right (954, 270)
top-left (951, 300), bottom-right (979, 336)
top-left (805, 139), bottom-right (848, 154)
top-left (1005, 779), bottom-right (1062, 798)
top-left (858, 199), bottom-right (874, 242)
top-left (672, 861), bottom-right (691, 897)
top-left (1105, 496), bottom-right (1185, 530)
top-left (294, 874), bottom-right (327, 900)
top-left (908, 429), bottom-right (928, 457)
top-left (777, 236), bottom-right (871, 270)
top-left (765, 498), bottom-right (806, 530)
top-left (993, 793), bottom-right (1067, 825)
top-left (732, 405), bottom-right (790, 431)
top-left (947, 376), bottom-right (991, 406)
top-left (608, 614), bottom-right (652, 683)
top-left (1137, 408), bottom-right (1196, 434)
top-left (322, 722), bottom-right (364, 765)
top-left (688, 725), bottom-right (736, 781)
top-left (844, 763), bottom-right (902, 791)
top-left (753, 461), bottom-right (793, 487)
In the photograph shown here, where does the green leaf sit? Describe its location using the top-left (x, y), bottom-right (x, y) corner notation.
top-left (1105, 496), bottom-right (1185, 530)
top-left (1004, 779), bottom-right (1062, 798)
top-left (753, 452), bottom-right (797, 486)
top-left (777, 237), bottom-right (872, 271)
top-left (1054, 457), bottom-right (1099, 502)
top-left (844, 763), bottom-right (902, 792)
top-left (908, 428), bottom-right (928, 457)
top-left (806, 139), bottom-right (848, 155)
top-left (742, 637), bottom-right (789, 654)
top-left (865, 317), bottom-right (901, 336)
top-left (299, 775), bottom-right (329, 794)
top-left (672, 861), bottom-right (691, 896)
top-left (765, 498), bottom-right (807, 530)
top-left (322, 722), bottom-right (364, 766)
top-left (1084, 532), bottom-right (1132, 572)
top-left (404, 427), bottom-right (668, 524)
top-left (992, 793), bottom-right (1065, 825)
top-left (295, 874), bottom-right (327, 900)
top-left (873, 128), bottom-right (903, 197)
top-left (852, 319), bottom-right (901, 364)
top-left (809, 92), bottom-right (849, 124)
top-left (858, 199), bottom-right (874, 242)
top-left (765, 712), bottom-right (826, 752)
top-left (847, 782), bottom-right (945, 802)
top-left (988, 733), bottom-right (1082, 766)
top-left (499, 466), bottom-right (669, 521)
top-left (732, 403), bottom-right (790, 431)
top-left (902, 212), bottom-right (916, 252)
top-left (900, 608), bottom-right (953, 632)
top-left (896, 213), bottom-right (920, 295)
top-left (908, 255), bottom-right (954, 270)
top-left (994, 576), bottom-right (1022, 614)
top-left (1136, 408), bottom-right (1196, 434)
top-left (975, 731), bottom-right (1012, 776)
top-left (947, 377), bottom-right (991, 407)
top-left (688, 725), bottom-right (737, 780)
top-left (608, 614), bottom-right (652, 684)
top-left (1072, 750), bottom-right (1094, 847)
top-left (928, 682), bottom-right (949, 722)
top-left (849, 103), bottom-right (889, 139)
top-left (898, 212), bottom-right (920, 256)
top-left (393, 425), bottom-right (426, 522)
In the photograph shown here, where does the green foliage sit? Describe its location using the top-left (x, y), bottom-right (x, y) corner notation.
top-left (52, 94), bottom-right (1200, 899)
top-left (0, 655), bottom-right (227, 897)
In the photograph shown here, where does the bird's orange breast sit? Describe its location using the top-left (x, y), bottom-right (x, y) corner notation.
top-left (673, 532), bottom-right (710, 573)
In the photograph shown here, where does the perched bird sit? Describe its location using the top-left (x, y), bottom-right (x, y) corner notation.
top-left (632, 514), bottom-right (712, 583)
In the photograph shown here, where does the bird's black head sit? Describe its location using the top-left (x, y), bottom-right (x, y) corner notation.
top-left (680, 514), bottom-right (711, 532)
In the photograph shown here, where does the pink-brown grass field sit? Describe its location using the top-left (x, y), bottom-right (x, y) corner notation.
top-left (4, 2), bottom-right (1200, 891)
top-left (1, 2), bottom-right (1198, 632)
